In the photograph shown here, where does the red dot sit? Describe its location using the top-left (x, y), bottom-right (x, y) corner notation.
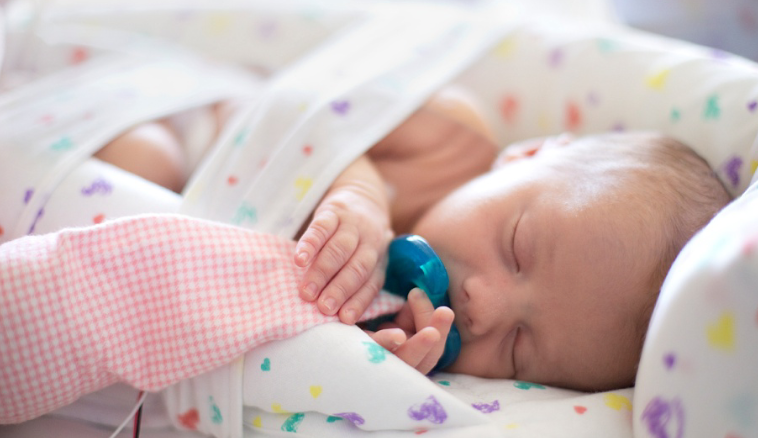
top-left (566, 101), bottom-right (582, 131)
top-left (38, 114), bottom-right (54, 125)
top-left (0, 224), bottom-right (4, 237)
top-left (71, 47), bottom-right (89, 64)
top-left (500, 95), bottom-right (519, 124)
top-left (227, 175), bottom-right (238, 186)
top-left (93, 214), bottom-right (105, 224)
top-left (574, 405), bottom-right (587, 414)
top-left (302, 144), bottom-right (313, 156)
top-left (177, 409), bottom-right (200, 430)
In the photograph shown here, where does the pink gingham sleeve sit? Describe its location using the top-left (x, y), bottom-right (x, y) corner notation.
top-left (0, 214), bottom-right (401, 423)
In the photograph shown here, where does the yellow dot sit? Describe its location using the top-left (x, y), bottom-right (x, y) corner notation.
top-left (252, 416), bottom-right (262, 427)
top-left (271, 403), bottom-right (290, 414)
top-left (206, 13), bottom-right (233, 35)
top-left (537, 113), bottom-right (552, 132)
top-left (294, 177), bottom-right (313, 201)
top-left (504, 423), bottom-right (520, 429)
top-left (603, 393), bottom-right (632, 411)
top-left (309, 385), bottom-right (323, 399)
top-left (750, 160), bottom-right (758, 176)
top-left (645, 69), bottom-right (670, 91)
top-left (492, 37), bottom-right (517, 58)
top-left (706, 311), bottom-right (736, 351)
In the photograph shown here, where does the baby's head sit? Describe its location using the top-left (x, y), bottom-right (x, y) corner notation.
top-left (412, 132), bottom-right (731, 391)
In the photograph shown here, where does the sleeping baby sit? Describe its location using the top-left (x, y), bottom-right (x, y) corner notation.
top-left (95, 87), bottom-right (731, 392)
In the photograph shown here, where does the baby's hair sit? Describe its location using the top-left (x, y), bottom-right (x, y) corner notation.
top-left (549, 132), bottom-right (732, 355)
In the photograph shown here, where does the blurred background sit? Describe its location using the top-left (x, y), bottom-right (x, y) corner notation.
top-left (611, 0), bottom-right (758, 61)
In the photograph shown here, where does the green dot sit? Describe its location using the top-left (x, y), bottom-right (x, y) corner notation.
top-left (704, 95), bottom-right (721, 120)
top-left (437, 380), bottom-right (451, 386)
top-left (514, 381), bottom-right (546, 390)
top-left (596, 38), bottom-right (619, 53)
top-left (670, 108), bottom-right (681, 122)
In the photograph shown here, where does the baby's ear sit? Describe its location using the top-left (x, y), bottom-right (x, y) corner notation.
top-left (493, 133), bottom-right (575, 169)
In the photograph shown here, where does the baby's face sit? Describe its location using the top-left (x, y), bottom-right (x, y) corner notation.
top-left (411, 141), bottom-right (658, 391)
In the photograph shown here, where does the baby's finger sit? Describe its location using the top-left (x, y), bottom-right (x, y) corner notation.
top-left (338, 262), bottom-right (385, 325)
top-left (295, 210), bottom-right (339, 267)
top-left (392, 299), bottom-right (415, 333)
top-left (301, 227), bottom-right (358, 305)
top-left (408, 288), bottom-right (436, 329)
top-left (318, 243), bottom-right (376, 316)
top-left (393, 327), bottom-right (440, 369)
top-left (416, 307), bottom-right (455, 373)
top-left (367, 328), bottom-right (407, 352)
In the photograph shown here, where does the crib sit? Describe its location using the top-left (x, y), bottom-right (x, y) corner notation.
top-left (0, 0), bottom-right (756, 437)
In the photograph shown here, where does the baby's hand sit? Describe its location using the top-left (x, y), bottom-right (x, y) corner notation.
top-left (367, 288), bottom-right (455, 374)
top-left (295, 165), bottom-right (392, 325)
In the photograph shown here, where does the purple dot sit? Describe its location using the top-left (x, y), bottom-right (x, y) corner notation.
top-left (330, 100), bottom-right (350, 116)
top-left (641, 397), bottom-right (684, 438)
top-left (472, 400), bottom-right (500, 413)
top-left (748, 100), bottom-right (757, 113)
top-left (333, 412), bottom-right (364, 426)
top-left (257, 20), bottom-right (278, 39)
top-left (722, 155), bottom-right (743, 188)
top-left (663, 353), bottom-right (676, 370)
top-left (408, 395), bottom-right (447, 424)
top-left (710, 48), bottom-right (730, 60)
top-left (24, 188), bottom-right (34, 204)
top-left (549, 48), bottom-right (564, 68)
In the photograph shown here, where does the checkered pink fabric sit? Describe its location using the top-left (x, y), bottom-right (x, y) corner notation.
top-left (0, 214), bottom-right (402, 423)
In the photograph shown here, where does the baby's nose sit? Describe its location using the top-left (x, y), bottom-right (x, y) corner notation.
top-left (462, 276), bottom-right (517, 337)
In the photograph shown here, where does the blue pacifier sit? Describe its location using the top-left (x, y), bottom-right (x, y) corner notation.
top-left (383, 234), bottom-right (461, 371)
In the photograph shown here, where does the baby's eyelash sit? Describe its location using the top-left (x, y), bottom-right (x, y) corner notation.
top-left (511, 218), bottom-right (521, 272)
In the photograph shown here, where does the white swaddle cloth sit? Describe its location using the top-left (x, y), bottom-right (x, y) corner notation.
top-left (0, 3), bottom-right (510, 437)
top-left (0, 51), bottom-right (262, 243)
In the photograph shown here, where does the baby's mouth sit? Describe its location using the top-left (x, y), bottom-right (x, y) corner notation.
top-left (447, 286), bottom-right (474, 338)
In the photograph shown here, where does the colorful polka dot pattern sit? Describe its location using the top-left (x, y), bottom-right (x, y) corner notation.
top-left (635, 181), bottom-right (758, 438)
top-left (454, 22), bottom-right (758, 198)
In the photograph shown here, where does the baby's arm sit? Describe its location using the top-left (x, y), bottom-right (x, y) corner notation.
top-left (295, 154), bottom-right (392, 325)
top-left (296, 87), bottom-right (496, 324)
top-left (0, 215), bottom-right (320, 423)
top-left (366, 288), bottom-right (454, 374)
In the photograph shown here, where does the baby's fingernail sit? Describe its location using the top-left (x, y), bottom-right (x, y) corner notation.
top-left (303, 283), bottom-right (318, 299)
top-left (296, 251), bottom-right (309, 265)
top-left (322, 297), bottom-right (337, 313)
top-left (343, 308), bottom-right (356, 323)
top-left (410, 288), bottom-right (425, 299)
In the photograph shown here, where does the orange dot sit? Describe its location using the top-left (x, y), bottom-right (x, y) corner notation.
top-left (565, 101), bottom-right (582, 131)
top-left (93, 214), bottom-right (105, 224)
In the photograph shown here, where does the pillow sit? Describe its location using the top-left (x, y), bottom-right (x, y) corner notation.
top-left (633, 181), bottom-right (758, 438)
top-left (451, 19), bottom-right (758, 197)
